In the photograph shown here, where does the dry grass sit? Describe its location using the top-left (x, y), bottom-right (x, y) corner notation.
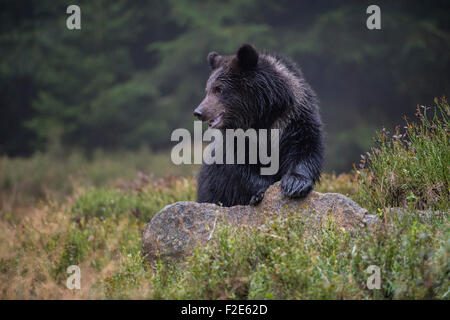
top-left (0, 99), bottom-right (448, 299)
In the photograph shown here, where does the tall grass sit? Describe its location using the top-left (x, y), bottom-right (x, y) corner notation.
top-left (0, 98), bottom-right (448, 299)
top-left (103, 207), bottom-right (450, 299)
top-left (0, 147), bottom-right (198, 214)
top-left (1, 172), bottom-right (447, 299)
top-left (0, 176), bottom-right (197, 299)
top-left (356, 97), bottom-right (449, 211)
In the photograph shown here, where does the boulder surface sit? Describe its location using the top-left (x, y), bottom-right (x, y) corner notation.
top-left (142, 182), bottom-right (371, 261)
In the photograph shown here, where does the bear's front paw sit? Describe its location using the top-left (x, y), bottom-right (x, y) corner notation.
top-left (249, 189), bottom-right (266, 206)
top-left (281, 175), bottom-right (313, 198)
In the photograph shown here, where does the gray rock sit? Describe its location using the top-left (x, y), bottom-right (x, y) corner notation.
top-left (142, 182), bottom-right (371, 262)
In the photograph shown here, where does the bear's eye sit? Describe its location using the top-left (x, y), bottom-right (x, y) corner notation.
top-left (213, 86), bottom-right (222, 94)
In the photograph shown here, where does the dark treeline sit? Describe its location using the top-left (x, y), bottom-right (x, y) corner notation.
top-left (1, 0), bottom-right (449, 172)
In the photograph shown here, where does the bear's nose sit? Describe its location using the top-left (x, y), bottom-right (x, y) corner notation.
top-left (193, 109), bottom-right (203, 120)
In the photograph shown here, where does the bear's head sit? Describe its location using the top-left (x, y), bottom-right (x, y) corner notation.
top-left (194, 44), bottom-right (293, 130)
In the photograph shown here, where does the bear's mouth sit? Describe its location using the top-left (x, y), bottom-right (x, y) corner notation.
top-left (208, 113), bottom-right (224, 128)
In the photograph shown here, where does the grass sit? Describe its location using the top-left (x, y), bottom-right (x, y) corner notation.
top-left (0, 98), bottom-right (448, 299)
top-left (0, 146), bottom-right (198, 215)
top-left (143, 211), bottom-right (448, 299)
top-left (355, 97), bottom-right (449, 211)
top-left (0, 177), bottom-right (197, 299)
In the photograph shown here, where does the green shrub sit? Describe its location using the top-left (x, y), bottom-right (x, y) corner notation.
top-left (356, 97), bottom-right (449, 210)
top-left (53, 227), bottom-right (90, 278)
top-left (99, 208), bottom-right (448, 300)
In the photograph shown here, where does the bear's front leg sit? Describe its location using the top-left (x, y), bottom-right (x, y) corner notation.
top-left (280, 173), bottom-right (313, 198)
top-left (249, 187), bottom-right (268, 206)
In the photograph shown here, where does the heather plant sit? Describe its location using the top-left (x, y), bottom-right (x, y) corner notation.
top-left (0, 99), bottom-right (448, 300)
top-left (356, 97), bottom-right (449, 211)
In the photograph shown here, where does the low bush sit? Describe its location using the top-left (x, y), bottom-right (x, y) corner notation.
top-left (356, 97), bottom-right (449, 211)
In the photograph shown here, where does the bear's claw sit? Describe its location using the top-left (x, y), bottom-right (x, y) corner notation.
top-left (249, 189), bottom-right (266, 205)
top-left (281, 175), bottom-right (313, 198)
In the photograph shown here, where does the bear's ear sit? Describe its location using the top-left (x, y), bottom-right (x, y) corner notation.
top-left (236, 44), bottom-right (258, 70)
top-left (207, 51), bottom-right (222, 70)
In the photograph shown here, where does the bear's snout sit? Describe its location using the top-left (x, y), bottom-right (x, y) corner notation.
top-left (193, 108), bottom-right (203, 120)
top-left (194, 95), bottom-right (224, 122)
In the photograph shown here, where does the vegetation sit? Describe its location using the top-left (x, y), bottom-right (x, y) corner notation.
top-left (356, 97), bottom-right (449, 211)
top-left (0, 101), bottom-right (448, 299)
top-left (0, 147), bottom-right (197, 214)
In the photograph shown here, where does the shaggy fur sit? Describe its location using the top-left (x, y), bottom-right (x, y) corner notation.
top-left (195, 44), bottom-right (324, 207)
